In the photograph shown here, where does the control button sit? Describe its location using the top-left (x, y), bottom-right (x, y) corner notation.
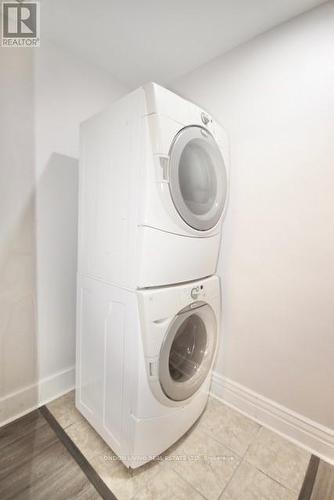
top-left (191, 286), bottom-right (200, 299)
top-left (201, 112), bottom-right (210, 125)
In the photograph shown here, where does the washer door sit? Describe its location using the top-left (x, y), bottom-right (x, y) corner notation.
top-left (169, 126), bottom-right (228, 231)
top-left (159, 303), bottom-right (217, 401)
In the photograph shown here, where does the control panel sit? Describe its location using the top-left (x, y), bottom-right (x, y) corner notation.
top-left (172, 277), bottom-right (219, 311)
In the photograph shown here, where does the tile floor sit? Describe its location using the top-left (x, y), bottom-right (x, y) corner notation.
top-left (47, 392), bottom-right (310, 500)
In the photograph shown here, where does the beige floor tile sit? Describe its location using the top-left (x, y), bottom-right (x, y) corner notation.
top-left (220, 462), bottom-right (298, 500)
top-left (133, 465), bottom-right (204, 500)
top-left (89, 454), bottom-right (161, 500)
top-left (245, 427), bottom-right (310, 492)
top-left (166, 425), bottom-right (239, 500)
top-left (198, 397), bottom-right (260, 456)
top-left (65, 419), bottom-right (111, 460)
top-left (47, 390), bottom-right (84, 429)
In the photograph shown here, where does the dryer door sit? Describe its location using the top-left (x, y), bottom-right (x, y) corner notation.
top-left (169, 126), bottom-right (228, 231)
top-left (159, 303), bottom-right (217, 401)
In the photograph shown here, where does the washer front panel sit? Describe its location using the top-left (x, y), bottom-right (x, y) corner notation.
top-left (169, 126), bottom-right (228, 231)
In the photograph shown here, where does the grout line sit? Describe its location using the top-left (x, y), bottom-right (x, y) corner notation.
top-left (40, 406), bottom-right (117, 500)
top-left (164, 428), bottom-right (242, 500)
top-left (242, 454), bottom-right (312, 495)
top-left (218, 458), bottom-right (243, 498)
top-left (251, 463), bottom-right (300, 494)
top-left (207, 394), bottom-right (263, 458)
top-left (170, 466), bottom-right (208, 500)
top-left (195, 416), bottom-right (246, 459)
top-left (242, 423), bottom-right (263, 458)
top-left (217, 426), bottom-right (265, 498)
top-left (197, 404), bottom-right (262, 461)
top-left (242, 421), bottom-right (314, 494)
top-left (198, 425), bottom-right (243, 459)
top-left (209, 399), bottom-right (313, 495)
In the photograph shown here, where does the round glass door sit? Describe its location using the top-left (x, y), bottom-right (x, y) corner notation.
top-left (169, 126), bottom-right (228, 231)
top-left (159, 303), bottom-right (217, 401)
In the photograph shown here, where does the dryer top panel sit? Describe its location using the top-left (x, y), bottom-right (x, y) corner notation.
top-left (143, 82), bottom-right (214, 129)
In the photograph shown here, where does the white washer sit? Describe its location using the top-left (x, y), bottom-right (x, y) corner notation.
top-left (75, 275), bottom-right (221, 468)
top-left (78, 83), bottom-right (229, 288)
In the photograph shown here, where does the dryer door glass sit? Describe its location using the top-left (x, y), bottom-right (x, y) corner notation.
top-left (169, 126), bottom-right (227, 231)
top-left (159, 303), bottom-right (217, 401)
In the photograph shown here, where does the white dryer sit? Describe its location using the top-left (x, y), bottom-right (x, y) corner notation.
top-left (141, 82), bottom-right (229, 236)
top-left (76, 275), bottom-right (221, 468)
top-left (78, 83), bottom-right (229, 288)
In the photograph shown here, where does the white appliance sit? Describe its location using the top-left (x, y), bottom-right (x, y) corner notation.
top-left (76, 275), bottom-right (220, 468)
top-left (78, 82), bottom-right (229, 288)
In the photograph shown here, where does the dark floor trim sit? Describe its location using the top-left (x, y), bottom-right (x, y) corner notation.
top-left (298, 454), bottom-right (320, 500)
top-left (40, 406), bottom-right (117, 500)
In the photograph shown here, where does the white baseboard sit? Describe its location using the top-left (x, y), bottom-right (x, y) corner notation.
top-left (210, 372), bottom-right (334, 465)
top-left (0, 366), bottom-right (75, 427)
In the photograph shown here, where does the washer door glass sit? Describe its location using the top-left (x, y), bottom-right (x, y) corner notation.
top-left (159, 303), bottom-right (217, 401)
top-left (169, 126), bottom-right (228, 231)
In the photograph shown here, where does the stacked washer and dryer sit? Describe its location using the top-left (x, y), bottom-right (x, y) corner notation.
top-left (76, 83), bottom-right (229, 468)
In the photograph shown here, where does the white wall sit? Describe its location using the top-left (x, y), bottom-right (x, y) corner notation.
top-left (172, 2), bottom-right (334, 431)
top-left (0, 39), bottom-right (128, 424)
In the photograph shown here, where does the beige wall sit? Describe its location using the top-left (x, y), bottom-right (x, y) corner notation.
top-left (172, 2), bottom-right (334, 429)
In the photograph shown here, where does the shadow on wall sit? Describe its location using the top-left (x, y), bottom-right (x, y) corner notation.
top-left (36, 153), bottom-right (78, 391)
top-left (0, 152), bottom-right (78, 424)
